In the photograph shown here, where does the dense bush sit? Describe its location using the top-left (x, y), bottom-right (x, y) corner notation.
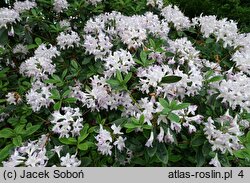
top-left (0, 0), bottom-right (249, 167)
top-left (170, 0), bottom-right (250, 32)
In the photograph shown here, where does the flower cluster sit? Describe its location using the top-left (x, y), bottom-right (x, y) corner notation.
top-left (53, 0), bottom-right (69, 13)
top-left (203, 113), bottom-right (244, 154)
top-left (86, 0), bottom-right (103, 6)
top-left (96, 124), bottom-right (127, 156)
top-left (3, 135), bottom-right (49, 167)
top-left (103, 49), bottom-right (135, 78)
top-left (56, 30), bottom-right (81, 50)
top-left (0, 7), bottom-right (20, 28)
top-left (19, 44), bottom-right (60, 80)
top-left (13, 0), bottom-right (37, 13)
top-left (25, 81), bottom-right (55, 112)
top-left (51, 107), bottom-right (83, 138)
top-left (60, 153), bottom-right (81, 167)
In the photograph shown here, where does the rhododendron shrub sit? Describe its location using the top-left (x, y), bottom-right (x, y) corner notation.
top-left (0, 0), bottom-right (249, 167)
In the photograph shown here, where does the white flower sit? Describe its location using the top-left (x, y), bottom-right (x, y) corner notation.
top-left (203, 116), bottom-right (244, 154)
top-left (25, 81), bottom-right (54, 112)
top-left (137, 65), bottom-right (170, 94)
top-left (13, 44), bottom-right (28, 55)
top-left (53, 0), bottom-right (69, 13)
top-left (60, 153), bottom-right (81, 167)
top-left (34, 44), bottom-right (60, 59)
top-left (6, 92), bottom-right (21, 105)
top-left (114, 136), bottom-right (126, 152)
top-left (2, 151), bottom-right (25, 167)
top-left (217, 72), bottom-right (250, 112)
top-left (59, 19), bottom-right (71, 30)
top-left (51, 146), bottom-right (63, 158)
top-left (82, 76), bottom-right (113, 111)
top-left (147, 0), bottom-right (163, 9)
top-left (193, 15), bottom-right (238, 47)
top-left (86, 0), bottom-right (102, 6)
top-left (164, 128), bottom-right (174, 144)
top-left (13, 0), bottom-right (37, 13)
top-left (51, 107), bottom-right (83, 138)
top-left (170, 122), bottom-right (182, 133)
top-left (20, 44), bottom-right (60, 80)
top-left (103, 49), bottom-right (135, 78)
top-left (161, 5), bottom-right (191, 30)
top-left (95, 125), bottom-right (113, 156)
top-left (145, 131), bottom-right (154, 147)
top-left (157, 127), bottom-right (165, 142)
top-left (56, 30), bottom-right (80, 50)
top-left (111, 124), bottom-right (123, 135)
top-left (0, 8), bottom-right (20, 28)
top-left (187, 105), bottom-right (197, 115)
top-left (3, 135), bottom-right (49, 167)
top-left (209, 153), bottom-right (221, 167)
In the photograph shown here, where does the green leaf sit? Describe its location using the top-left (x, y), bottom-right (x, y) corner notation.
top-left (13, 136), bottom-right (22, 147)
top-left (78, 124), bottom-right (89, 143)
top-left (78, 143), bottom-right (89, 151)
top-left (59, 137), bottom-right (77, 145)
top-left (52, 75), bottom-right (62, 82)
top-left (71, 60), bottom-right (79, 69)
top-left (149, 38), bottom-right (156, 48)
top-left (54, 101), bottom-right (62, 110)
top-left (106, 79), bottom-right (125, 90)
top-left (0, 28), bottom-right (8, 45)
top-left (62, 89), bottom-right (71, 98)
top-left (0, 128), bottom-right (15, 138)
top-left (134, 58), bottom-right (143, 65)
top-left (159, 98), bottom-right (169, 108)
top-left (207, 76), bottom-right (224, 83)
top-left (169, 154), bottom-right (182, 162)
top-left (25, 125), bottom-right (41, 136)
top-left (161, 76), bottom-right (182, 83)
top-left (156, 142), bottom-right (168, 164)
top-left (139, 115), bottom-right (145, 124)
top-left (140, 51), bottom-right (147, 63)
top-left (44, 79), bottom-right (58, 84)
top-left (205, 38), bottom-right (214, 44)
top-left (81, 157), bottom-right (92, 166)
top-left (14, 124), bottom-right (26, 134)
top-left (0, 99), bottom-right (6, 103)
top-left (84, 141), bottom-right (96, 148)
top-left (202, 141), bottom-right (211, 157)
top-left (146, 145), bottom-right (157, 157)
top-left (116, 70), bottom-right (123, 82)
top-left (35, 37), bottom-right (42, 45)
top-left (165, 52), bottom-right (175, 57)
top-left (247, 131), bottom-right (250, 142)
top-left (191, 134), bottom-right (206, 147)
top-left (61, 69), bottom-right (68, 79)
top-left (64, 97), bottom-right (77, 103)
top-left (161, 108), bottom-right (171, 115)
top-left (196, 149), bottom-right (205, 166)
top-left (167, 113), bottom-right (180, 123)
top-left (0, 144), bottom-right (14, 162)
top-left (27, 44), bottom-right (38, 50)
top-left (50, 89), bottom-right (61, 100)
top-left (234, 149), bottom-right (250, 159)
top-left (173, 103), bottom-right (190, 110)
top-left (82, 57), bottom-right (91, 65)
top-left (124, 72), bottom-right (132, 83)
top-left (124, 123), bottom-right (141, 129)
top-left (7, 117), bottom-right (19, 126)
